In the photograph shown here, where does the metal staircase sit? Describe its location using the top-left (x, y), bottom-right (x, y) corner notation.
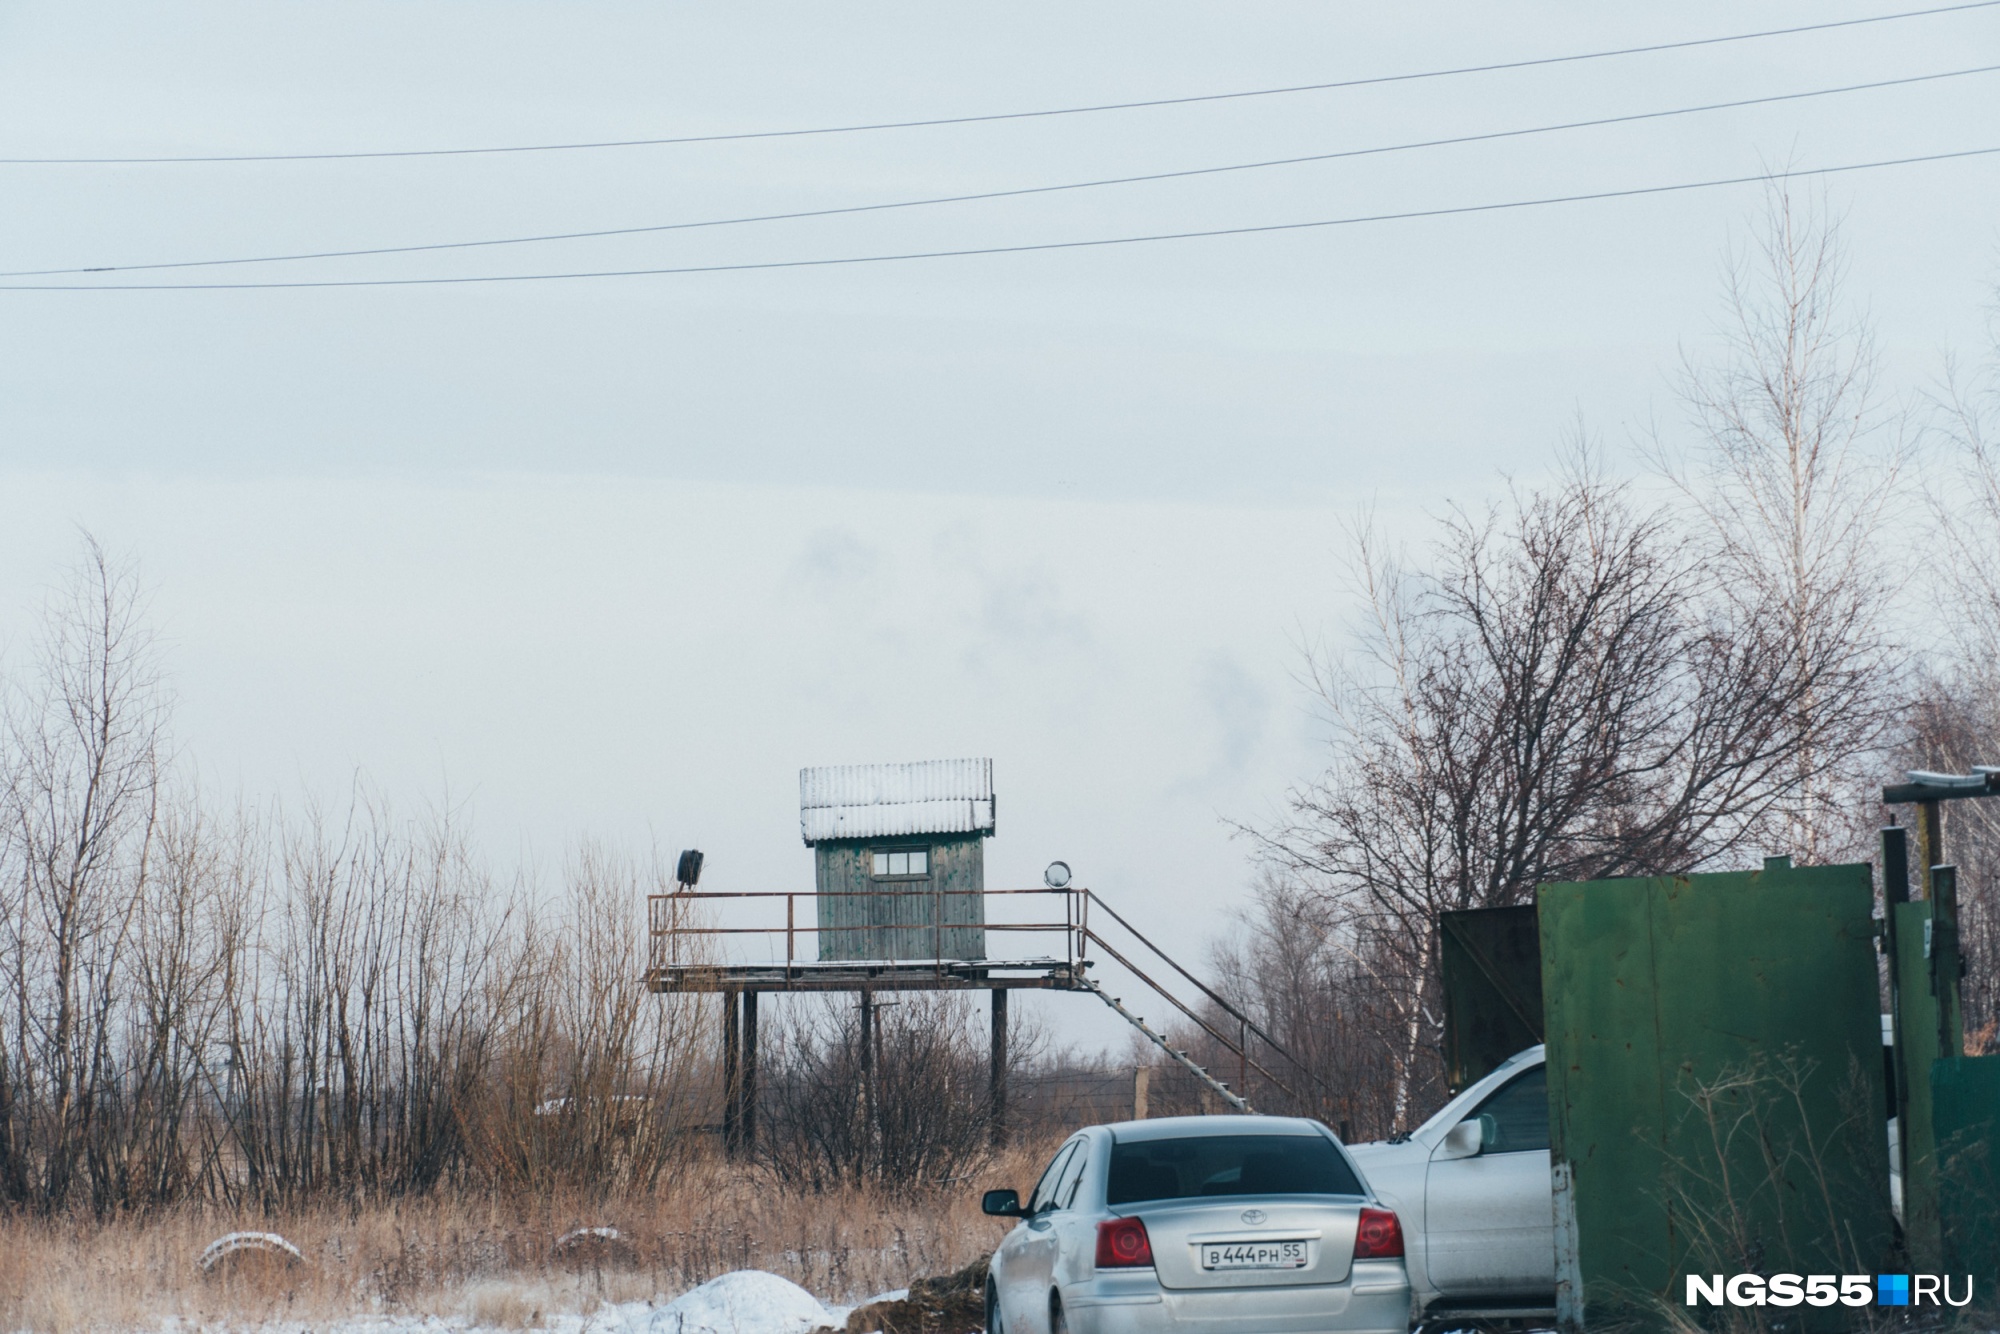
top-left (1074, 975), bottom-right (1250, 1111)
top-left (1071, 889), bottom-right (1327, 1117)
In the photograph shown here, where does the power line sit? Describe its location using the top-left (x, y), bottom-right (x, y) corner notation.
top-left (4, 1), bottom-right (1995, 165)
top-left (5, 145), bottom-right (1991, 291)
top-left (14, 64), bottom-right (1992, 280)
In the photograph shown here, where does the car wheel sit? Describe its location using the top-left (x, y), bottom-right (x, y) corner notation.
top-left (985, 1282), bottom-right (1002, 1334)
top-left (1048, 1293), bottom-right (1068, 1334)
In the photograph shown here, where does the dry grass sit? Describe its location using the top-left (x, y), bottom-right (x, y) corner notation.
top-left (0, 1143), bottom-right (1063, 1332)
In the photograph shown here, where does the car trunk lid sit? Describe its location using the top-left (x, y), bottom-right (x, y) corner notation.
top-left (1119, 1198), bottom-right (1359, 1289)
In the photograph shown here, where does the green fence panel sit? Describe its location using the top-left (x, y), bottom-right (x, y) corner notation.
top-left (1933, 1054), bottom-right (2000, 1283)
top-left (1542, 863), bottom-right (1894, 1332)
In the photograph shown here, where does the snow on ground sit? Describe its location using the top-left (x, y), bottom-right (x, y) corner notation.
top-left (156, 1270), bottom-right (881, 1334)
top-left (612, 1270), bottom-right (840, 1334)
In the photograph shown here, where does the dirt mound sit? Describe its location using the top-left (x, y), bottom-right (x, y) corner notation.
top-left (844, 1257), bottom-right (989, 1334)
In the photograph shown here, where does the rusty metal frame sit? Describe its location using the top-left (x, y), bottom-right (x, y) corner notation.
top-left (647, 886), bottom-right (1080, 993)
top-left (646, 884), bottom-right (1323, 1109)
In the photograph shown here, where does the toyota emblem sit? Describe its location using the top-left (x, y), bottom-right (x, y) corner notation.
top-left (1239, 1208), bottom-right (1267, 1225)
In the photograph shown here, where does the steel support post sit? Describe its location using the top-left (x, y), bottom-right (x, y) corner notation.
top-left (859, 987), bottom-right (876, 1155)
top-left (742, 990), bottom-right (759, 1154)
top-left (989, 987), bottom-right (1009, 1147)
top-left (722, 987), bottom-right (741, 1155)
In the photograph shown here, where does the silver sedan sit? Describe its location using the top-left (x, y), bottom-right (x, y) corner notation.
top-left (982, 1115), bottom-right (1411, 1334)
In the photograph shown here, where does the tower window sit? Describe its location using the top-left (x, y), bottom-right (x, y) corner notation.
top-left (871, 849), bottom-right (929, 877)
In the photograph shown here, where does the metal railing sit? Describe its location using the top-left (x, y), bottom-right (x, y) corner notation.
top-left (646, 885), bottom-right (1327, 1108)
top-left (647, 885), bottom-right (1084, 976)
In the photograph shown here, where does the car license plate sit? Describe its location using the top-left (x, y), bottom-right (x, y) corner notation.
top-left (1199, 1241), bottom-right (1308, 1271)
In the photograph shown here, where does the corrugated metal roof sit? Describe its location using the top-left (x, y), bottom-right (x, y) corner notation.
top-left (799, 758), bottom-right (996, 844)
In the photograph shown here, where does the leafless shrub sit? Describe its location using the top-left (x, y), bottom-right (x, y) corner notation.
top-left (757, 993), bottom-right (1004, 1196)
top-left (462, 844), bottom-right (711, 1199)
top-left (210, 791), bottom-right (513, 1204)
top-left (1664, 1053), bottom-right (1879, 1281)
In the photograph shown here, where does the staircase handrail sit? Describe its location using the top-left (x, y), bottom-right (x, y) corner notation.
top-left (1079, 926), bottom-right (1300, 1103)
top-left (1082, 889), bottom-right (1331, 1098)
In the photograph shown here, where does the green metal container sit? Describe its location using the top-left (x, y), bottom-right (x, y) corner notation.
top-left (1440, 904), bottom-right (1544, 1093)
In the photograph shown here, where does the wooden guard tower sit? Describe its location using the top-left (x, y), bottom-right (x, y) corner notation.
top-left (803, 758), bottom-right (995, 962)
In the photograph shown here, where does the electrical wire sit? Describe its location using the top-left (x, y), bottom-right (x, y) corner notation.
top-left (4, 145), bottom-right (1991, 291)
top-left (11, 64), bottom-right (1990, 280)
top-left (3, 0), bottom-right (1994, 165)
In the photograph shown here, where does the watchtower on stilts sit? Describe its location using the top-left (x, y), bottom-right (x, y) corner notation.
top-left (645, 759), bottom-right (1314, 1155)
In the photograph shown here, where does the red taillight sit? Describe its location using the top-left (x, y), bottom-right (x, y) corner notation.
top-left (1353, 1207), bottom-right (1404, 1259)
top-left (1095, 1216), bottom-right (1154, 1268)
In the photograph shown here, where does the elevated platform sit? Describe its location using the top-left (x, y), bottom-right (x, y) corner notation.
top-left (650, 885), bottom-right (1317, 1141)
top-left (645, 955), bottom-right (1086, 993)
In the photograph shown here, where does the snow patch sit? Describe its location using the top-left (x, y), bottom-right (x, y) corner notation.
top-left (820, 1287), bottom-right (905, 1331)
top-left (156, 1268), bottom-right (847, 1334)
top-left (601, 1271), bottom-right (838, 1334)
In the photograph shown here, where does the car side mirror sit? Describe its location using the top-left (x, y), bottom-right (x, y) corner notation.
top-left (1439, 1119), bottom-right (1484, 1160)
top-left (983, 1188), bottom-right (1027, 1217)
top-left (1478, 1113), bottom-right (1499, 1151)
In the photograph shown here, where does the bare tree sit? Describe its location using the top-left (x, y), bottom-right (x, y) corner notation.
top-left (1910, 306), bottom-right (2000, 1051)
top-left (1656, 182), bottom-right (1907, 863)
top-left (110, 790), bottom-right (251, 1204)
top-left (0, 536), bottom-right (166, 1211)
top-left (1257, 454), bottom-right (1854, 1127)
top-left (1931, 325), bottom-right (2000, 669)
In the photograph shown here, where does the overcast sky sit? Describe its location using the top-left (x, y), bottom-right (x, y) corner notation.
top-left (0, 1), bottom-right (1995, 1050)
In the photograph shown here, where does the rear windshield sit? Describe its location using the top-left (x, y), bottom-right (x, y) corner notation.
top-left (1106, 1133), bottom-right (1363, 1205)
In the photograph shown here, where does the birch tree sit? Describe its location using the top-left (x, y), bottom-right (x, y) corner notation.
top-left (1657, 183), bottom-right (1906, 862)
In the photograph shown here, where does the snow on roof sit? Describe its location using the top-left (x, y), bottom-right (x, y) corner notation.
top-left (799, 758), bottom-right (996, 845)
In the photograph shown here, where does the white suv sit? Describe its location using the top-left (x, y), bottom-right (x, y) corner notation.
top-left (1343, 1046), bottom-right (1554, 1325)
